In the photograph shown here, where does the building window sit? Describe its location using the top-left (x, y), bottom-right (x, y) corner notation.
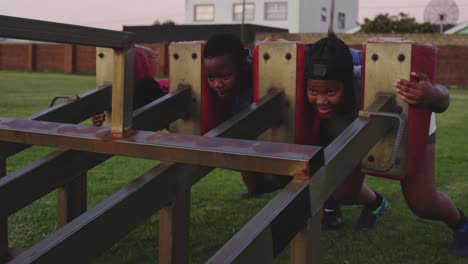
top-left (264, 2), bottom-right (288, 21)
top-left (321, 7), bottom-right (327, 22)
top-left (233, 3), bottom-right (255, 21)
top-left (194, 4), bottom-right (214, 21)
top-left (338, 12), bottom-right (346, 29)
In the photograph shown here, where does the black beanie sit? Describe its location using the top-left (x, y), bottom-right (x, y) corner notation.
top-left (306, 34), bottom-right (353, 82)
top-left (305, 34), bottom-right (357, 112)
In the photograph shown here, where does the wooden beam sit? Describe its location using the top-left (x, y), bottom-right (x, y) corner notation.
top-left (7, 91), bottom-right (285, 264)
top-left (0, 96), bottom-right (323, 177)
top-left (1, 85), bottom-right (112, 158)
top-left (0, 88), bottom-right (192, 217)
top-left (207, 95), bottom-right (395, 263)
top-left (0, 15), bottom-right (134, 49)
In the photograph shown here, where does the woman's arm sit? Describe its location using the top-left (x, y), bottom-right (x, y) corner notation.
top-left (394, 72), bottom-right (450, 113)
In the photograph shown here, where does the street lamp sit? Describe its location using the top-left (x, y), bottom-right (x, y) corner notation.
top-left (241, 0), bottom-right (246, 42)
top-left (328, 0), bottom-right (335, 34)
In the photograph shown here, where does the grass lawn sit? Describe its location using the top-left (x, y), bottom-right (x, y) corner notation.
top-left (1, 71), bottom-right (467, 263)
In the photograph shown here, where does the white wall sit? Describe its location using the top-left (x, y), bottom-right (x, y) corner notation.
top-left (333, 0), bottom-right (359, 33)
top-left (298, 0), bottom-right (359, 33)
top-left (298, 0), bottom-right (323, 33)
top-left (184, 0), bottom-right (359, 33)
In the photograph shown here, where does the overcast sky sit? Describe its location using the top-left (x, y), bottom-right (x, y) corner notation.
top-left (2, 0), bottom-right (468, 31)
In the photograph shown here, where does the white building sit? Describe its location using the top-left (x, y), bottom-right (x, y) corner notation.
top-left (184, 0), bottom-right (359, 33)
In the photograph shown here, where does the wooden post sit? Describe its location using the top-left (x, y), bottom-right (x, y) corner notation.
top-left (96, 48), bottom-right (114, 87)
top-left (0, 155), bottom-right (7, 262)
top-left (111, 46), bottom-right (134, 137)
top-left (64, 44), bottom-right (75, 73)
top-left (57, 173), bottom-right (87, 228)
top-left (27, 43), bottom-right (36, 72)
top-left (290, 211), bottom-right (322, 264)
top-left (159, 190), bottom-right (191, 264)
top-left (168, 42), bottom-right (204, 135)
top-left (55, 43), bottom-right (87, 229)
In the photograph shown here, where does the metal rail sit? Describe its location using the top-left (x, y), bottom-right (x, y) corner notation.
top-left (6, 91), bottom-right (306, 264)
top-left (0, 85), bottom-right (112, 158)
top-left (0, 88), bottom-right (192, 217)
top-left (0, 109), bottom-right (323, 177)
top-left (208, 95), bottom-right (395, 263)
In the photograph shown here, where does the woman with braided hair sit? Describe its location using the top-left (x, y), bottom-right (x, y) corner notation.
top-left (305, 34), bottom-right (468, 256)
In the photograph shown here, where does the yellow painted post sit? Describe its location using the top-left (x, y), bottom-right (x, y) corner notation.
top-left (361, 42), bottom-right (412, 177)
top-left (159, 41), bottom-right (204, 264)
top-left (168, 41), bottom-right (204, 135)
top-left (256, 41), bottom-right (299, 143)
top-left (257, 41), bottom-right (319, 262)
top-left (96, 48), bottom-right (115, 87)
top-left (111, 46), bottom-right (134, 137)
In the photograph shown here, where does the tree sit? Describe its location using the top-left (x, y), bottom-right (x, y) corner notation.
top-left (360, 13), bottom-right (433, 33)
top-left (161, 20), bottom-right (175, 26)
top-left (152, 20), bottom-right (175, 26)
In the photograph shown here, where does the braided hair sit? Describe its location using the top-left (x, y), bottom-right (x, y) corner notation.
top-left (306, 34), bottom-right (356, 112)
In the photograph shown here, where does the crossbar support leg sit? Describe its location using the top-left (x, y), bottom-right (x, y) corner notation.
top-left (159, 189), bottom-right (191, 264)
top-left (290, 211), bottom-right (322, 264)
top-left (0, 156), bottom-right (6, 263)
top-left (57, 173), bottom-right (88, 228)
top-left (0, 216), bottom-right (6, 264)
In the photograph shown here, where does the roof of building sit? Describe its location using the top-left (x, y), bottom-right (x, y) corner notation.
top-left (123, 24), bottom-right (288, 44)
top-left (345, 25), bottom-right (361, 34)
top-left (444, 21), bottom-right (468, 34)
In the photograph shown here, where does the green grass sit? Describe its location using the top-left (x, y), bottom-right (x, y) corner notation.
top-left (1, 71), bottom-right (468, 263)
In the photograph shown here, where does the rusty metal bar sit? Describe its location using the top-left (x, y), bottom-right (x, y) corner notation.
top-left (111, 46), bottom-right (134, 137)
top-left (0, 89), bottom-right (192, 217)
top-left (0, 15), bottom-right (134, 49)
top-left (207, 95), bottom-right (395, 263)
top-left (0, 115), bottom-right (323, 178)
top-left (1, 85), bottom-right (112, 158)
top-left (8, 91), bottom-right (286, 264)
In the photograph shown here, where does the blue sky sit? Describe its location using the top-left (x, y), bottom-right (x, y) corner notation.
top-left (2, 0), bottom-right (468, 30)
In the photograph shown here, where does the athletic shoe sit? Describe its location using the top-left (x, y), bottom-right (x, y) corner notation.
top-left (354, 196), bottom-right (387, 229)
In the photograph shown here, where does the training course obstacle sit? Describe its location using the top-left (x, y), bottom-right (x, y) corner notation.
top-left (0, 15), bottom-right (434, 263)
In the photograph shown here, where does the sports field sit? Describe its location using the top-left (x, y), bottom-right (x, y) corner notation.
top-left (1, 71), bottom-right (467, 263)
